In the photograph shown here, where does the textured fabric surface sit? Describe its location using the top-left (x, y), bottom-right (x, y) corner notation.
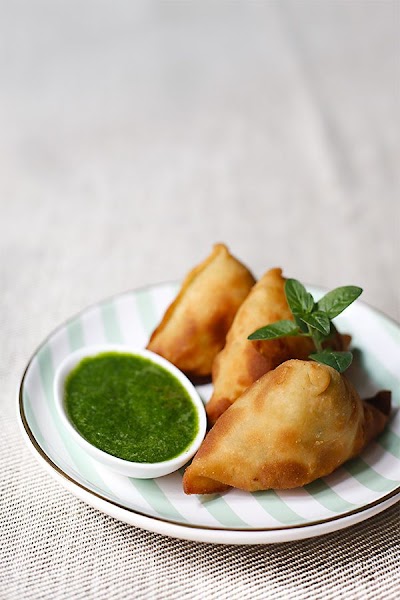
top-left (1, 417), bottom-right (399, 599)
top-left (1, 0), bottom-right (399, 598)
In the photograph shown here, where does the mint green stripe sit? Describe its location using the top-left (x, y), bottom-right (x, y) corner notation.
top-left (354, 345), bottom-right (400, 407)
top-left (176, 467), bottom-right (249, 528)
top-left (304, 479), bottom-right (356, 511)
top-left (377, 428), bottom-right (400, 459)
top-left (343, 457), bottom-right (399, 492)
top-left (252, 490), bottom-right (306, 525)
top-left (367, 361), bottom-right (400, 407)
top-left (200, 495), bottom-right (249, 527)
top-left (377, 312), bottom-right (400, 345)
top-left (37, 345), bottom-right (56, 410)
top-left (134, 289), bottom-right (159, 335)
top-left (36, 344), bottom-right (107, 491)
top-left (101, 301), bottom-right (123, 343)
top-left (130, 479), bottom-right (187, 523)
top-left (67, 318), bottom-right (85, 350)
top-left (23, 389), bottom-right (47, 449)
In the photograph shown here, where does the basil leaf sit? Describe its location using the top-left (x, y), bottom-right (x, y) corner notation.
top-left (299, 311), bottom-right (331, 336)
top-left (317, 286), bottom-right (363, 319)
top-left (312, 327), bottom-right (326, 345)
top-left (285, 279), bottom-right (314, 316)
top-left (248, 320), bottom-right (300, 340)
top-left (309, 350), bottom-right (353, 373)
top-left (295, 315), bottom-right (309, 333)
top-left (328, 321), bottom-right (338, 338)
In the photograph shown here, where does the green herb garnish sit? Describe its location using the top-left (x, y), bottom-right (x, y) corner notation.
top-left (248, 279), bottom-right (362, 373)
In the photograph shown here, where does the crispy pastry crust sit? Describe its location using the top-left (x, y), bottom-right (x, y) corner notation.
top-left (147, 243), bottom-right (255, 378)
top-left (184, 360), bottom-right (390, 494)
top-left (207, 268), bottom-right (348, 425)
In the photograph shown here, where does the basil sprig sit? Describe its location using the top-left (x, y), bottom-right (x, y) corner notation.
top-left (248, 279), bottom-right (362, 373)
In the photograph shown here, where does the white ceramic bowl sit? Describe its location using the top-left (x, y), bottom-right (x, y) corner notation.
top-left (54, 344), bottom-right (207, 478)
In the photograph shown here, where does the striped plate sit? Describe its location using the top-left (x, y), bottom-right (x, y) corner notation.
top-left (18, 282), bottom-right (400, 544)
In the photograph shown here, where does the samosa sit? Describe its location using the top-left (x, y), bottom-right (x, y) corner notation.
top-left (184, 360), bottom-right (390, 494)
top-left (207, 267), bottom-right (347, 424)
top-left (147, 243), bottom-right (255, 379)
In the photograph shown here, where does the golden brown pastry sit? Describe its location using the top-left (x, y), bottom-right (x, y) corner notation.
top-left (183, 360), bottom-right (390, 494)
top-left (206, 268), bottom-right (308, 423)
top-left (207, 267), bottom-right (347, 424)
top-left (147, 243), bottom-right (255, 379)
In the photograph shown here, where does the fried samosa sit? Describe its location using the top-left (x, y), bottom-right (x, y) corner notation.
top-left (183, 360), bottom-right (390, 494)
top-left (147, 243), bottom-right (255, 379)
top-left (207, 267), bottom-right (347, 424)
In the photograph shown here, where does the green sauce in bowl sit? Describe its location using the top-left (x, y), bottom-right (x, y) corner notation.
top-left (64, 352), bottom-right (199, 464)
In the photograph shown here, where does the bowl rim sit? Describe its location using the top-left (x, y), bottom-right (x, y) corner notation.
top-left (53, 344), bottom-right (207, 476)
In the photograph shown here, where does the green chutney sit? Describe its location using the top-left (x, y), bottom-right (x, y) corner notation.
top-left (64, 352), bottom-right (199, 463)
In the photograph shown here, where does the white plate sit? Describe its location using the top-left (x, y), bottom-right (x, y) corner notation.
top-left (18, 282), bottom-right (400, 544)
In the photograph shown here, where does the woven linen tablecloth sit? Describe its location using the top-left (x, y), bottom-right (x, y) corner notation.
top-left (1, 1), bottom-right (399, 598)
